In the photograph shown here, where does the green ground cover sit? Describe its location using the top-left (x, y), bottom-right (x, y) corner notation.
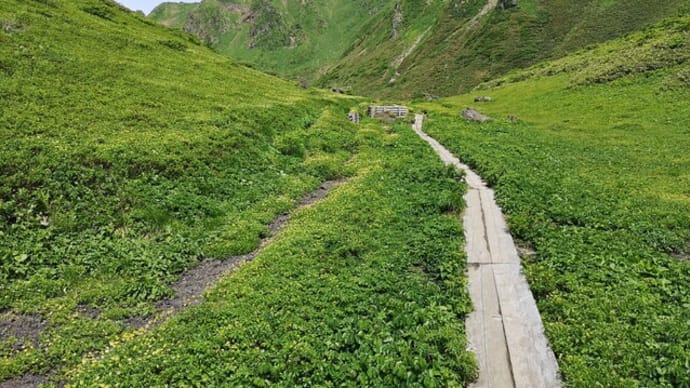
top-left (4, 0), bottom-right (689, 386)
top-left (147, 2), bottom-right (198, 27)
top-left (71, 118), bottom-right (477, 386)
top-left (151, 0), bottom-right (394, 83)
top-left (0, 0), bottom-right (356, 383)
top-left (151, 0), bottom-right (690, 99)
top-left (418, 18), bottom-right (690, 385)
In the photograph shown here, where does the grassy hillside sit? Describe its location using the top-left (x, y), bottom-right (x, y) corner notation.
top-left (419, 15), bottom-right (690, 386)
top-left (0, 0), bottom-right (478, 386)
top-left (0, 0), bottom-right (355, 383)
top-left (150, 0), bottom-right (689, 98)
top-left (4, 0), bottom-right (689, 386)
top-left (150, 0), bottom-right (394, 83)
top-left (323, 0), bottom-right (690, 98)
top-left (70, 117), bottom-right (477, 387)
top-left (147, 2), bottom-right (198, 27)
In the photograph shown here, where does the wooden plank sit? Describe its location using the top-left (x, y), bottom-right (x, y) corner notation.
top-left (467, 264), bottom-right (515, 388)
top-left (411, 114), bottom-right (561, 388)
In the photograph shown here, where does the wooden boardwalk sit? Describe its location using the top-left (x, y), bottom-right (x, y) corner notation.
top-left (411, 114), bottom-right (560, 388)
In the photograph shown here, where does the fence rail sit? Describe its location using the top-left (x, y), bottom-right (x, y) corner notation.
top-left (367, 105), bottom-right (409, 118)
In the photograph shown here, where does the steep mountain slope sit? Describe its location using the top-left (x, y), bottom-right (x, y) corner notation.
top-left (150, 0), bottom-right (689, 98)
top-left (151, 0), bottom-right (393, 82)
top-left (322, 0), bottom-right (690, 98)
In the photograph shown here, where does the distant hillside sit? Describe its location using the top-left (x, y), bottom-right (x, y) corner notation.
top-left (150, 0), bottom-right (393, 83)
top-left (150, 0), bottom-right (689, 98)
top-left (321, 0), bottom-right (690, 98)
top-left (148, 1), bottom-right (198, 27)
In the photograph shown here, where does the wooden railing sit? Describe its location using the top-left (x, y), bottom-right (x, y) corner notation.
top-left (367, 105), bottom-right (409, 117)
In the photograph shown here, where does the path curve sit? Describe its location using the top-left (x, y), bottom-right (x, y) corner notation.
top-left (412, 114), bottom-right (560, 388)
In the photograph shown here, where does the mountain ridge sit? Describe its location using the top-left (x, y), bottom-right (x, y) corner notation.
top-left (149, 0), bottom-right (690, 98)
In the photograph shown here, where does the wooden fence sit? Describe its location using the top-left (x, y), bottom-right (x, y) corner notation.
top-left (367, 105), bottom-right (409, 118)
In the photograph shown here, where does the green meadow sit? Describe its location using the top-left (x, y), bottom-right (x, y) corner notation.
top-left (1, 0), bottom-right (689, 387)
top-left (71, 118), bottom-right (477, 387)
top-left (419, 14), bottom-right (690, 386)
top-left (1, 0), bottom-right (355, 382)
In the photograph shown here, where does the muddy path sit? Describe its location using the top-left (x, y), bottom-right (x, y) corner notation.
top-left (0, 314), bottom-right (50, 388)
top-left (154, 178), bottom-right (347, 318)
top-left (411, 114), bottom-right (560, 388)
top-left (0, 178), bottom-right (346, 388)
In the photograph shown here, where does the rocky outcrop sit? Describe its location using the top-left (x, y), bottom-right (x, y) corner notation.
top-left (183, 4), bottom-right (231, 45)
top-left (462, 108), bottom-right (492, 122)
top-left (500, 0), bottom-right (517, 9)
top-left (248, 0), bottom-right (290, 49)
top-left (391, 1), bottom-right (402, 40)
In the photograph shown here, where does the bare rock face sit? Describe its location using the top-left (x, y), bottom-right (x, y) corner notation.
top-left (500, 0), bottom-right (518, 9)
top-left (391, 1), bottom-right (402, 40)
top-left (462, 108), bottom-right (492, 122)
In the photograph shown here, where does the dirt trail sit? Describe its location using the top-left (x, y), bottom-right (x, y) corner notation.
top-left (155, 178), bottom-right (346, 317)
top-left (412, 114), bottom-right (560, 388)
top-left (0, 314), bottom-right (48, 388)
top-left (477, 0), bottom-right (499, 19)
top-left (0, 179), bottom-right (346, 388)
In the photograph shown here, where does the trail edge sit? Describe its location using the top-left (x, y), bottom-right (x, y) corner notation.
top-left (411, 114), bottom-right (561, 388)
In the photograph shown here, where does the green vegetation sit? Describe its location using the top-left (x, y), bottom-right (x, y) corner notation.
top-left (326, 0), bottom-right (690, 98)
top-left (150, 0), bottom-right (391, 83)
top-left (0, 0), bottom-right (357, 383)
top-left (419, 15), bottom-right (690, 386)
top-left (70, 118), bottom-right (477, 386)
top-left (151, 0), bottom-right (690, 98)
top-left (147, 1), bottom-right (198, 27)
top-left (4, 0), bottom-right (690, 386)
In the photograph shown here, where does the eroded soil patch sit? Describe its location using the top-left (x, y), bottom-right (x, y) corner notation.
top-left (0, 373), bottom-right (46, 388)
top-left (0, 313), bottom-right (46, 350)
top-left (150, 179), bottom-right (347, 320)
top-left (76, 305), bottom-right (101, 320)
top-left (0, 180), bottom-right (347, 388)
top-left (0, 314), bottom-right (50, 387)
top-left (670, 241), bottom-right (690, 261)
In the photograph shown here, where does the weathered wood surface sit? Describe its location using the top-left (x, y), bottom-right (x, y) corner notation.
top-left (367, 105), bottom-right (409, 117)
top-left (411, 114), bottom-right (561, 388)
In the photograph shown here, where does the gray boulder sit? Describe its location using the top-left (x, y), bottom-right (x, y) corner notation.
top-left (462, 108), bottom-right (492, 122)
top-left (500, 0), bottom-right (517, 9)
